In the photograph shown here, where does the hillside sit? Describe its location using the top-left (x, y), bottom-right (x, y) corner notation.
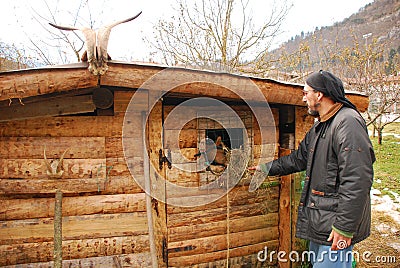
top-left (272, 0), bottom-right (400, 61)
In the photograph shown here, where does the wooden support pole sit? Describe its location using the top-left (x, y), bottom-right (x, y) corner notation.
top-left (54, 190), bottom-right (63, 268)
top-left (278, 149), bottom-right (292, 268)
top-left (143, 112), bottom-right (158, 268)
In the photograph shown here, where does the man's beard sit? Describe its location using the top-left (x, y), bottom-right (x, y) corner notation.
top-left (307, 102), bottom-right (320, 117)
top-left (308, 108), bottom-right (319, 117)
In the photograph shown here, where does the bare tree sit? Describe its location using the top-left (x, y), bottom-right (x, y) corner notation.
top-left (0, 42), bottom-right (38, 71)
top-left (272, 29), bottom-right (400, 144)
top-left (330, 37), bottom-right (400, 144)
top-left (28, 0), bottom-right (100, 65)
top-left (147, 0), bottom-right (290, 72)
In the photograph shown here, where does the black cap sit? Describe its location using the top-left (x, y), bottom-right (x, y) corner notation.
top-left (306, 70), bottom-right (357, 110)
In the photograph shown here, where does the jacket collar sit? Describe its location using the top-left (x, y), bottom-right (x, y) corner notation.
top-left (319, 103), bottom-right (343, 122)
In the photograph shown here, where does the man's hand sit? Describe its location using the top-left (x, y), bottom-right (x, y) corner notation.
top-left (327, 229), bottom-right (352, 250)
top-left (248, 165), bottom-right (261, 171)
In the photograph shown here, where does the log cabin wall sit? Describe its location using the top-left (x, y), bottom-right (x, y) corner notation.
top-left (0, 90), bottom-right (153, 267)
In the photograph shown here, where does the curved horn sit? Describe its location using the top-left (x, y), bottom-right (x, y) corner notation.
top-left (57, 148), bottom-right (70, 173)
top-left (48, 23), bottom-right (80, 31)
top-left (44, 146), bottom-right (52, 173)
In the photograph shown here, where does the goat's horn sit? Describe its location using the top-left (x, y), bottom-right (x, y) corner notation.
top-left (44, 146), bottom-right (52, 172)
top-left (57, 148), bottom-right (70, 172)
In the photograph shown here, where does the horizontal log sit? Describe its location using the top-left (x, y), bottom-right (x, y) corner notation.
top-left (167, 185), bottom-right (279, 214)
top-left (0, 137), bottom-right (106, 159)
top-left (168, 240), bottom-right (279, 267)
top-left (164, 129), bottom-right (197, 149)
top-left (0, 115), bottom-right (124, 137)
top-left (0, 63), bottom-right (369, 112)
top-left (168, 213), bottom-right (278, 243)
top-left (0, 159), bottom-right (106, 179)
top-left (167, 200), bottom-right (278, 228)
top-left (0, 236), bottom-right (150, 266)
top-left (0, 95), bottom-right (96, 122)
top-left (168, 227), bottom-right (279, 258)
top-left (0, 66), bottom-right (98, 102)
top-left (165, 166), bottom-right (199, 187)
top-left (0, 212), bottom-right (148, 245)
top-left (0, 252), bottom-right (153, 268)
top-left (0, 193), bottom-right (146, 220)
top-left (0, 178), bottom-right (107, 194)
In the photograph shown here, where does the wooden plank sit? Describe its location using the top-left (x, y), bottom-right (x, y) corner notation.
top-left (168, 240), bottom-right (279, 267)
top-left (0, 66), bottom-right (98, 102)
top-left (167, 200), bottom-right (278, 228)
top-left (0, 159), bottom-right (106, 179)
top-left (0, 212), bottom-right (148, 245)
top-left (0, 137), bottom-right (106, 159)
top-left (0, 115), bottom-right (124, 137)
top-left (166, 166), bottom-right (199, 187)
top-left (167, 185), bottom-right (280, 214)
top-left (278, 148), bottom-right (292, 268)
top-left (0, 236), bottom-right (150, 266)
top-left (0, 252), bottom-right (153, 268)
top-left (0, 193), bottom-right (146, 220)
top-left (0, 176), bottom-right (143, 195)
top-left (164, 129), bottom-right (197, 149)
top-left (149, 100), bottom-right (168, 267)
top-left (0, 95), bottom-right (96, 122)
top-left (0, 63), bottom-right (369, 112)
top-left (167, 227), bottom-right (278, 258)
top-left (168, 213), bottom-right (278, 243)
top-left (0, 178), bottom-right (104, 194)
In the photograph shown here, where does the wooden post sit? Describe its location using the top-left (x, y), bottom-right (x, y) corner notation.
top-left (143, 112), bottom-right (159, 268)
top-left (54, 190), bottom-right (63, 268)
top-left (278, 149), bottom-right (292, 268)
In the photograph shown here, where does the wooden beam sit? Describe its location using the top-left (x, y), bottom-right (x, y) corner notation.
top-left (0, 137), bottom-right (106, 159)
top-left (0, 193), bottom-right (146, 221)
top-left (0, 95), bottom-right (96, 122)
top-left (0, 236), bottom-right (151, 266)
top-left (167, 227), bottom-right (278, 258)
top-left (0, 212), bottom-right (148, 245)
top-left (168, 240), bottom-right (278, 267)
top-left (0, 65), bottom-right (98, 102)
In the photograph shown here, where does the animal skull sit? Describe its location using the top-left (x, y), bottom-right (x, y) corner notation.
top-left (44, 147), bottom-right (69, 179)
top-left (48, 12), bottom-right (142, 76)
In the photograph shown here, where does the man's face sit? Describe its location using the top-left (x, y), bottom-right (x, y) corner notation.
top-left (302, 84), bottom-right (320, 117)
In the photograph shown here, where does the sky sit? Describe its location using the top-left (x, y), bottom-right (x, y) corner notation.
top-left (0, 0), bottom-right (374, 64)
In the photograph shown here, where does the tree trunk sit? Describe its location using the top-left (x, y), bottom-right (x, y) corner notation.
top-left (377, 128), bottom-right (383, 145)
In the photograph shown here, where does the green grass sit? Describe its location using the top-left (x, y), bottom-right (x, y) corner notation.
top-left (382, 121), bottom-right (400, 134)
top-left (371, 134), bottom-right (400, 196)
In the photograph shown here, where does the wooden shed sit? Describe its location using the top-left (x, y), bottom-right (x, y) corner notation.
top-left (0, 62), bottom-right (369, 267)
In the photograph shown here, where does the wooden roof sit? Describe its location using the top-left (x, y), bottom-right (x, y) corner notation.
top-left (0, 61), bottom-right (369, 112)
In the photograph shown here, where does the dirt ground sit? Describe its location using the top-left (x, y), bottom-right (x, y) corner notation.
top-left (354, 209), bottom-right (400, 267)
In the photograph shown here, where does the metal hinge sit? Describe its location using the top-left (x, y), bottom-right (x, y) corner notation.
top-left (159, 149), bottom-right (172, 170)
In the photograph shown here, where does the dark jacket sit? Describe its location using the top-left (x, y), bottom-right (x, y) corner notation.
top-left (267, 107), bottom-right (375, 245)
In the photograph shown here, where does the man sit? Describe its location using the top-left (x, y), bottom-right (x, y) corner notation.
top-left (250, 70), bottom-right (375, 267)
